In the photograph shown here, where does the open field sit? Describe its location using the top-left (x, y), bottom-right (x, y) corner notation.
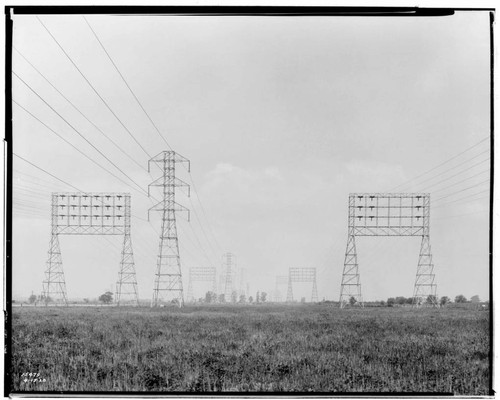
top-left (10, 304), bottom-right (490, 394)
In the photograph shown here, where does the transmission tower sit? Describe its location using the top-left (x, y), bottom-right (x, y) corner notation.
top-left (187, 266), bottom-right (217, 302)
top-left (149, 151), bottom-right (190, 308)
top-left (339, 193), bottom-right (437, 308)
top-left (43, 193), bottom-right (139, 306)
top-left (286, 268), bottom-right (318, 303)
top-left (274, 275), bottom-right (288, 302)
top-left (222, 252), bottom-right (236, 302)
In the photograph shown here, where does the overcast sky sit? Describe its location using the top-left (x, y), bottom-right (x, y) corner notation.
top-left (11, 10), bottom-right (491, 302)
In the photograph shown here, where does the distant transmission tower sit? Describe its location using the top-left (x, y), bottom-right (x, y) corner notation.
top-left (286, 268), bottom-right (318, 303)
top-left (339, 193), bottom-right (437, 308)
top-left (222, 252), bottom-right (236, 302)
top-left (187, 266), bottom-right (217, 302)
top-left (274, 275), bottom-right (288, 302)
top-left (149, 151), bottom-right (190, 307)
top-left (43, 193), bottom-right (139, 306)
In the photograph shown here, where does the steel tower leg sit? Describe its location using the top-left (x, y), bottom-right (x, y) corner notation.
top-left (42, 233), bottom-right (68, 306)
top-left (413, 235), bottom-right (437, 306)
top-left (286, 274), bottom-right (293, 302)
top-left (339, 234), bottom-right (363, 308)
top-left (187, 275), bottom-right (193, 303)
top-left (311, 277), bottom-right (318, 303)
top-left (115, 232), bottom-right (139, 306)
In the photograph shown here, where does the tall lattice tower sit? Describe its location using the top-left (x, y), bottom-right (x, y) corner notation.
top-left (42, 194), bottom-right (68, 305)
top-left (149, 151), bottom-right (190, 307)
top-left (222, 252), bottom-right (236, 302)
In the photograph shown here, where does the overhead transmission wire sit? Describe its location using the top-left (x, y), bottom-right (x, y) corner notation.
top-left (13, 72), bottom-right (149, 197)
top-left (13, 99), bottom-right (147, 197)
top-left (82, 16), bottom-right (225, 261)
top-left (13, 155), bottom-right (155, 259)
top-left (389, 135), bottom-right (490, 192)
top-left (37, 16), bottom-right (153, 161)
top-left (14, 48), bottom-right (146, 172)
top-left (83, 16), bottom-right (173, 152)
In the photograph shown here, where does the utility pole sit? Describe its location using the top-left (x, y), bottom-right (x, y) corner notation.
top-left (149, 151), bottom-right (190, 307)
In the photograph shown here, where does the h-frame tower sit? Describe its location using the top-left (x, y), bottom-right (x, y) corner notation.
top-left (286, 267), bottom-right (318, 303)
top-left (149, 151), bottom-right (190, 307)
top-left (222, 252), bottom-right (236, 302)
top-left (187, 266), bottom-right (217, 302)
top-left (43, 193), bottom-right (139, 306)
top-left (339, 193), bottom-right (437, 308)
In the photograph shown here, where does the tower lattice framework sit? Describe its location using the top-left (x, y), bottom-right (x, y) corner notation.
top-left (286, 267), bottom-right (318, 303)
top-left (187, 266), bottom-right (217, 302)
top-left (222, 252), bottom-right (236, 302)
top-left (43, 192), bottom-right (139, 306)
top-left (339, 193), bottom-right (437, 308)
top-left (149, 151), bottom-right (190, 307)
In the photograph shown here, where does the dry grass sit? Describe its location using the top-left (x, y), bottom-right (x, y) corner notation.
top-left (10, 304), bottom-right (490, 394)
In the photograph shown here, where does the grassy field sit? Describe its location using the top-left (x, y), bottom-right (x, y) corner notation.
top-left (10, 304), bottom-right (490, 394)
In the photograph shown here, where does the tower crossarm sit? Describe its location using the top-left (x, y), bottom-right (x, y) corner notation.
top-left (148, 176), bottom-right (190, 196)
top-left (147, 200), bottom-right (190, 221)
top-left (148, 150), bottom-right (190, 172)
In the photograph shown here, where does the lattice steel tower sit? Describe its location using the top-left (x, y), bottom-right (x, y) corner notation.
top-left (43, 193), bottom-right (139, 306)
top-left (187, 266), bottom-right (217, 302)
top-left (222, 252), bottom-right (236, 302)
top-left (339, 193), bottom-right (437, 308)
top-left (286, 267), bottom-right (318, 303)
top-left (149, 151), bottom-right (190, 307)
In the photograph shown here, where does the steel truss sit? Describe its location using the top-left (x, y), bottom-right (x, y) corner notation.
top-left (222, 252), bottom-right (236, 302)
top-left (339, 193), bottom-right (437, 308)
top-left (187, 266), bottom-right (217, 302)
top-left (149, 151), bottom-right (190, 308)
top-left (43, 192), bottom-right (139, 306)
top-left (286, 267), bottom-right (318, 303)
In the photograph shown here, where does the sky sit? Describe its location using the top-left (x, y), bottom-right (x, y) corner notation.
top-left (10, 10), bottom-right (491, 303)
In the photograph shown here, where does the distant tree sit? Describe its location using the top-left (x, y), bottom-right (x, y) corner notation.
top-left (218, 294), bottom-right (225, 303)
top-left (28, 294), bottom-right (37, 304)
top-left (426, 295), bottom-right (437, 305)
top-left (455, 294), bottom-right (467, 303)
top-left (395, 296), bottom-right (407, 305)
top-left (349, 296), bottom-right (357, 306)
top-left (205, 291), bottom-right (216, 303)
top-left (248, 296), bottom-right (254, 303)
top-left (83, 298), bottom-right (89, 304)
top-left (301, 297), bottom-right (306, 303)
top-left (471, 295), bottom-right (480, 303)
top-left (256, 292), bottom-right (260, 303)
top-left (379, 300), bottom-right (386, 306)
top-left (406, 297), bottom-right (414, 305)
top-left (239, 294), bottom-right (246, 303)
top-left (261, 292), bottom-right (267, 303)
top-left (387, 297), bottom-right (395, 307)
top-left (98, 291), bottom-right (113, 304)
top-left (439, 296), bottom-right (450, 307)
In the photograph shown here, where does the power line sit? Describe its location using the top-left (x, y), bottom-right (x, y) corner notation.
top-left (37, 16), bottom-right (153, 160)
top-left (433, 179), bottom-right (490, 202)
top-left (418, 159), bottom-right (490, 192)
top-left (428, 169), bottom-right (489, 195)
top-left (389, 136), bottom-right (490, 191)
top-left (14, 48), bottom-right (147, 172)
top-left (13, 99), bottom-right (147, 197)
top-left (409, 150), bottom-right (489, 190)
top-left (14, 153), bottom-right (81, 191)
top-left (83, 16), bottom-right (173, 151)
top-left (13, 72), bottom-right (149, 197)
